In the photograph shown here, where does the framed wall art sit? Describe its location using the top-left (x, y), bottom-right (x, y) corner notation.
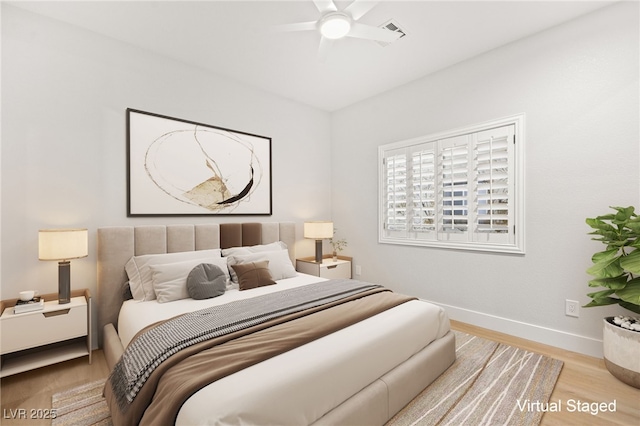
top-left (127, 109), bottom-right (272, 216)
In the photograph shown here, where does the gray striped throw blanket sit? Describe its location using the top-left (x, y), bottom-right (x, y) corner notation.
top-left (109, 279), bottom-right (381, 410)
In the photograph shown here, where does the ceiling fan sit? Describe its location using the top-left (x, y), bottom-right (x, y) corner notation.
top-left (273, 0), bottom-right (403, 60)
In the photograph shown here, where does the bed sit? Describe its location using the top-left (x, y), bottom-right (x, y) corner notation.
top-left (97, 222), bottom-right (455, 425)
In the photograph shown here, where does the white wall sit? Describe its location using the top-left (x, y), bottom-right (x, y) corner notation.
top-left (331, 2), bottom-right (639, 357)
top-left (0, 5), bottom-right (332, 336)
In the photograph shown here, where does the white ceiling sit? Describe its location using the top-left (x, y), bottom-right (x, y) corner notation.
top-left (8, 0), bottom-right (614, 111)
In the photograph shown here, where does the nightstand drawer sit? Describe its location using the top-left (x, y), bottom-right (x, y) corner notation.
top-left (319, 262), bottom-right (351, 279)
top-left (1, 298), bottom-right (87, 354)
top-left (296, 257), bottom-right (352, 279)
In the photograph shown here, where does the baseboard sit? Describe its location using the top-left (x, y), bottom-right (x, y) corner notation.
top-left (428, 301), bottom-right (604, 358)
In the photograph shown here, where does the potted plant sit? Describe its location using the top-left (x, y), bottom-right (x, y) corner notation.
top-left (329, 231), bottom-right (347, 262)
top-left (585, 205), bottom-right (640, 388)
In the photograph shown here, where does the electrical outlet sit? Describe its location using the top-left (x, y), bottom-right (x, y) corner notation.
top-left (565, 300), bottom-right (579, 318)
top-left (355, 265), bottom-right (362, 276)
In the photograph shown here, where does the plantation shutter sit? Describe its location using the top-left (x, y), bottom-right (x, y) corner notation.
top-left (438, 135), bottom-right (470, 242)
top-left (473, 125), bottom-right (515, 245)
top-left (410, 145), bottom-right (437, 237)
top-left (383, 148), bottom-right (408, 236)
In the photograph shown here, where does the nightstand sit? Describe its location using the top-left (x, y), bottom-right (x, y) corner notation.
top-left (0, 289), bottom-right (92, 377)
top-left (296, 255), bottom-right (352, 279)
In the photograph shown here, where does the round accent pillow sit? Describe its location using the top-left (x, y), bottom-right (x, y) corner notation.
top-left (186, 263), bottom-right (227, 300)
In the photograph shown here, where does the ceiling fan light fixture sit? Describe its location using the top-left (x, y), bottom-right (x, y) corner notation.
top-left (319, 13), bottom-right (351, 39)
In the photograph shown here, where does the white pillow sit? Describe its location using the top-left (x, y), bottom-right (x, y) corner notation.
top-left (125, 249), bottom-right (222, 301)
top-left (150, 257), bottom-right (230, 303)
top-left (221, 241), bottom-right (287, 257)
top-left (226, 249), bottom-right (297, 284)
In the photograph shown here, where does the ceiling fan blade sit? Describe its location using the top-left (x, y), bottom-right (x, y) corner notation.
top-left (271, 21), bottom-right (318, 33)
top-left (312, 0), bottom-right (338, 14)
top-left (347, 22), bottom-right (403, 43)
top-left (318, 36), bottom-right (334, 62)
top-left (344, 0), bottom-right (379, 21)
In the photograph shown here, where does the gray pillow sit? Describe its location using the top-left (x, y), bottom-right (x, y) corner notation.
top-left (186, 263), bottom-right (227, 300)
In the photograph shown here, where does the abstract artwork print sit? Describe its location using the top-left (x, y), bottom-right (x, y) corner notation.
top-left (127, 109), bottom-right (272, 216)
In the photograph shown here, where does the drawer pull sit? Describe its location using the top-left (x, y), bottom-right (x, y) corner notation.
top-left (327, 265), bottom-right (338, 269)
top-left (43, 309), bottom-right (70, 318)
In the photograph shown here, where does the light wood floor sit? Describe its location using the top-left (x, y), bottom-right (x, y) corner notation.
top-left (1, 321), bottom-right (638, 425)
top-left (0, 351), bottom-right (110, 426)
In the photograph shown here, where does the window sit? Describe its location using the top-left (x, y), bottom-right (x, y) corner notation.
top-left (379, 114), bottom-right (524, 254)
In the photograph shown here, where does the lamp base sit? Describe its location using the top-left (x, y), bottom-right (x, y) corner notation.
top-left (58, 261), bottom-right (71, 304)
top-left (315, 239), bottom-right (324, 264)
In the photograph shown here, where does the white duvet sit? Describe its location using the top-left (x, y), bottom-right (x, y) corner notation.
top-left (117, 274), bottom-right (450, 425)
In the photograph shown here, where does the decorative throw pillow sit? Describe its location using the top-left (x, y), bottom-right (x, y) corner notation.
top-left (125, 248), bottom-right (222, 301)
top-left (186, 263), bottom-right (227, 300)
top-left (151, 258), bottom-right (219, 303)
top-left (226, 249), bottom-right (297, 284)
top-left (230, 261), bottom-right (277, 291)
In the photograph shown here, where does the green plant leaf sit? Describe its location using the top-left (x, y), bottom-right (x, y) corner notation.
top-left (586, 256), bottom-right (624, 278)
top-left (583, 298), bottom-right (618, 308)
top-left (625, 221), bottom-right (640, 234)
top-left (616, 277), bottom-right (640, 306)
top-left (611, 205), bottom-right (635, 218)
top-left (595, 213), bottom-right (616, 221)
top-left (589, 232), bottom-right (622, 244)
top-left (591, 248), bottom-right (620, 263)
top-left (618, 300), bottom-right (640, 315)
top-left (588, 275), bottom-right (628, 289)
top-left (608, 240), bottom-right (629, 248)
top-left (613, 213), bottom-right (631, 225)
top-left (619, 249), bottom-right (640, 274)
top-left (586, 289), bottom-right (615, 299)
top-left (586, 218), bottom-right (616, 233)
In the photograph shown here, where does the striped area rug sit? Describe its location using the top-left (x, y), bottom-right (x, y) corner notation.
top-left (387, 331), bottom-right (563, 426)
top-left (51, 331), bottom-right (562, 426)
top-left (51, 380), bottom-right (111, 426)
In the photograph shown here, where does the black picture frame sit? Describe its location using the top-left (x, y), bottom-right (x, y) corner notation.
top-left (127, 109), bottom-right (272, 216)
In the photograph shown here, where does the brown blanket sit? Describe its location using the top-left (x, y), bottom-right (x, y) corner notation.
top-left (104, 287), bottom-right (415, 425)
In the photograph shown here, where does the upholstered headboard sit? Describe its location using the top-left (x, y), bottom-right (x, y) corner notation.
top-left (97, 222), bottom-right (296, 347)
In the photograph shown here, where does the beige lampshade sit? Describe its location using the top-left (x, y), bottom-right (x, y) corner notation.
top-left (38, 228), bottom-right (88, 261)
top-left (304, 221), bottom-right (334, 240)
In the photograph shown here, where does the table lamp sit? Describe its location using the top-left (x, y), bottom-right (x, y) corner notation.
top-left (304, 221), bottom-right (334, 264)
top-left (39, 228), bottom-right (88, 304)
